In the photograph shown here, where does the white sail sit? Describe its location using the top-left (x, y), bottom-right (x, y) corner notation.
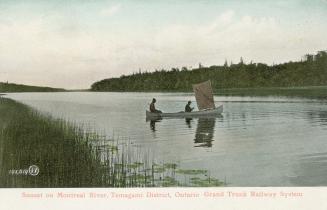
top-left (192, 80), bottom-right (215, 110)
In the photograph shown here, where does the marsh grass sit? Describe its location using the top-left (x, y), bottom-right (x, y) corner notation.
top-left (0, 98), bottom-right (224, 187)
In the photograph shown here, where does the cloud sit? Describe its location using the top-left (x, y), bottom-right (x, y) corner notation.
top-left (204, 10), bottom-right (235, 33)
top-left (151, 11), bottom-right (326, 67)
top-left (0, 9), bottom-right (326, 89)
top-left (99, 4), bottom-right (121, 17)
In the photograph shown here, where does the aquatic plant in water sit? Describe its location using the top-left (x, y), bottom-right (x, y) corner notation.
top-left (0, 98), bottom-right (225, 187)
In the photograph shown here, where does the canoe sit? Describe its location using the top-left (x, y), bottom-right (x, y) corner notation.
top-left (146, 105), bottom-right (223, 119)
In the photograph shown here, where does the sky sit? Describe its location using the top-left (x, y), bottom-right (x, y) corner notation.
top-left (0, 0), bottom-right (327, 89)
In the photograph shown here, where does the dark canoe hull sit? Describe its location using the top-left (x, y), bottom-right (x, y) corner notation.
top-left (146, 105), bottom-right (223, 119)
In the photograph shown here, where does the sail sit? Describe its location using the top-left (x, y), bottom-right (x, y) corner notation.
top-left (192, 80), bottom-right (215, 110)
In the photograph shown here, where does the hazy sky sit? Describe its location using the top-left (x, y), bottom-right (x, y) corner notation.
top-left (1, 0), bottom-right (327, 89)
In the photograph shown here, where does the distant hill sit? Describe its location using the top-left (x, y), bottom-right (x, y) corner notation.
top-left (0, 82), bottom-right (65, 92)
top-left (90, 51), bottom-right (327, 92)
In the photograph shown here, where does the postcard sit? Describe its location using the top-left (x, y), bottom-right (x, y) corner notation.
top-left (1, 0), bottom-right (327, 209)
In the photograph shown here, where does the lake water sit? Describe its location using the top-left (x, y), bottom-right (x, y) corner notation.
top-left (5, 92), bottom-right (327, 186)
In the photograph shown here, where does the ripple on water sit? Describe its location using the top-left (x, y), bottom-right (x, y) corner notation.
top-left (4, 92), bottom-right (327, 186)
top-left (290, 152), bottom-right (327, 186)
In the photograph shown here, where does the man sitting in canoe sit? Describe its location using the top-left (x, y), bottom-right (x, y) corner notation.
top-left (150, 98), bottom-right (162, 113)
top-left (185, 101), bottom-right (194, 112)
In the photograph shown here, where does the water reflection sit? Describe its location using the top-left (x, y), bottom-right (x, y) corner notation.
top-left (194, 118), bottom-right (216, 147)
top-left (306, 110), bottom-right (327, 126)
top-left (149, 119), bottom-right (162, 132)
top-left (6, 92), bottom-right (327, 186)
top-left (185, 118), bottom-right (193, 128)
top-left (147, 116), bottom-right (219, 148)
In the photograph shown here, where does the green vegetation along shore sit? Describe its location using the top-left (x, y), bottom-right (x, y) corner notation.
top-left (0, 98), bottom-right (223, 187)
top-left (91, 51), bottom-right (327, 92)
top-left (0, 82), bottom-right (65, 92)
top-left (216, 86), bottom-right (327, 99)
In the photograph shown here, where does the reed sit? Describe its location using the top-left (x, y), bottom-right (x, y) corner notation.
top-left (0, 98), bottom-right (224, 187)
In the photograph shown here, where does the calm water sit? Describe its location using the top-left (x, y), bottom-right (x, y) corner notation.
top-left (5, 92), bottom-right (327, 186)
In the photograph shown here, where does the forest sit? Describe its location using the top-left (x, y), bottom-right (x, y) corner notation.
top-left (0, 82), bottom-right (65, 92)
top-left (90, 51), bottom-right (327, 92)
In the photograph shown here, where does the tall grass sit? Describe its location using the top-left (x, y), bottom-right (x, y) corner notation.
top-left (0, 98), bottom-right (224, 187)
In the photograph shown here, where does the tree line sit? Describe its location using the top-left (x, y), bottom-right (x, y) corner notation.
top-left (90, 51), bottom-right (327, 92)
top-left (0, 82), bottom-right (65, 92)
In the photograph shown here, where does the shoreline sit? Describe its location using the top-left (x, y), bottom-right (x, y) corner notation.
top-left (4, 86), bottom-right (326, 99)
top-left (0, 98), bottom-right (223, 188)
